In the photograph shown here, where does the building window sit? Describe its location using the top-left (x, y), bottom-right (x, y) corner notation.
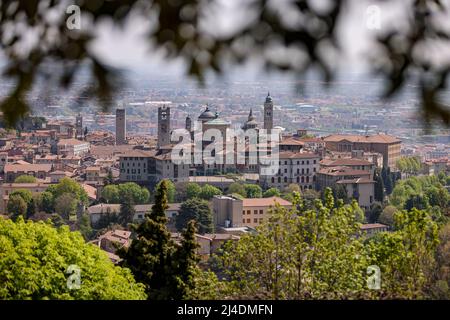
top-left (278, 177), bottom-right (281, 183)
top-left (271, 177), bottom-right (275, 183)
top-left (259, 210), bottom-right (263, 214)
top-left (247, 210), bottom-right (250, 215)
top-left (313, 160), bottom-right (316, 164)
top-left (284, 168), bottom-right (287, 173)
top-left (254, 218), bottom-right (258, 223)
top-left (246, 219), bottom-right (250, 223)
top-left (242, 219), bottom-right (245, 223)
top-left (242, 210), bottom-right (245, 215)
top-left (284, 177), bottom-right (288, 183)
top-left (259, 218), bottom-right (263, 223)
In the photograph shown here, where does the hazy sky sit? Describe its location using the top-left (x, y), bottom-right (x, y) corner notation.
top-left (89, 0), bottom-right (413, 78)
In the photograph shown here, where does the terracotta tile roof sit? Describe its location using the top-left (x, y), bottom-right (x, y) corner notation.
top-left (57, 138), bottom-right (89, 146)
top-left (118, 149), bottom-right (156, 158)
top-left (320, 158), bottom-right (373, 166)
top-left (81, 183), bottom-right (97, 200)
top-left (278, 151), bottom-right (320, 159)
top-left (318, 166), bottom-right (371, 176)
top-left (279, 137), bottom-right (305, 146)
top-left (242, 196), bottom-right (292, 207)
top-left (323, 134), bottom-right (401, 144)
top-left (4, 163), bottom-right (52, 172)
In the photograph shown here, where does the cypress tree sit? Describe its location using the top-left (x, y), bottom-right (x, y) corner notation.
top-left (174, 220), bottom-right (200, 299)
top-left (374, 168), bottom-right (385, 202)
top-left (119, 195), bottom-right (135, 226)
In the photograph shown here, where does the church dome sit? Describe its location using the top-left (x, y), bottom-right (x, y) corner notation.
top-left (198, 106), bottom-right (216, 120)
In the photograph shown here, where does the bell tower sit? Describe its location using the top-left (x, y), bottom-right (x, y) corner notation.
top-left (158, 105), bottom-right (171, 148)
top-left (263, 92), bottom-right (273, 132)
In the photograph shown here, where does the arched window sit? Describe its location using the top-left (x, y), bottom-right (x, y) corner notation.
top-left (284, 177), bottom-right (288, 183)
top-left (296, 176), bottom-right (300, 183)
top-left (271, 177), bottom-right (275, 183)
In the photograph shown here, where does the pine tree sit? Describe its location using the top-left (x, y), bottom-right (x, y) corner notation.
top-left (118, 180), bottom-right (179, 299)
top-left (118, 195), bottom-right (135, 226)
top-left (174, 220), bottom-right (200, 299)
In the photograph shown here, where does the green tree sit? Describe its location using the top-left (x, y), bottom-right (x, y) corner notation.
top-left (382, 167), bottom-right (394, 195)
top-left (48, 178), bottom-right (88, 205)
top-left (263, 188), bottom-right (281, 198)
top-left (368, 203), bottom-right (383, 223)
top-left (101, 185), bottom-right (120, 203)
top-left (404, 194), bottom-right (430, 211)
top-left (78, 214), bottom-right (93, 240)
top-left (54, 193), bottom-right (78, 221)
top-left (118, 196), bottom-right (136, 226)
top-left (104, 169), bottom-right (114, 186)
top-left (40, 191), bottom-right (54, 213)
top-left (374, 168), bottom-right (385, 202)
top-left (14, 175), bottom-right (37, 183)
top-left (228, 182), bottom-right (246, 198)
top-left (0, 218), bottom-right (146, 299)
top-left (199, 184), bottom-right (222, 200)
top-left (367, 208), bottom-right (439, 299)
top-left (379, 205), bottom-right (398, 226)
top-left (216, 189), bottom-right (368, 299)
top-left (10, 189), bottom-right (34, 218)
top-left (118, 180), bottom-right (180, 299)
top-left (7, 195), bottom-right (27, 221)
top-left (330, 184), bottom-right (349, 204)
top-left (174, 220), bottom-right (200, 298)
top-left (155, 179), bottom-right (175, 203)
top-left (186, 183), bottom-right (202, 199)
top-left (244, 184), bottom-right (262, 198)
top-left (118, 182), bottom-right (150, 204)
top-left (176, 198), bottom-right (213, 234)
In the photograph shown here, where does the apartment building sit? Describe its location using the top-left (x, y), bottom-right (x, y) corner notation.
top-left (323, 134), bottom-right (401, 168)
top-left (260, 151), bottom-right (320, 190)
top-left (212, 195), bottom-right (292, 229)
top-left (118, 148), bottom-right (189, 184)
